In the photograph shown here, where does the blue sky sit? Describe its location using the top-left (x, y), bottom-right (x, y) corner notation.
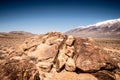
top-left (0, 0), bottom-right (120, 34)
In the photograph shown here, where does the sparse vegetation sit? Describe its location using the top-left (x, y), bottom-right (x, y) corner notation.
top-left (94, 38), bottom-right (120, 50)
top-left (94, 38), bottom-right (120, 62)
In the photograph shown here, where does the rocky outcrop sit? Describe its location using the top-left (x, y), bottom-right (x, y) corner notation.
top-left (0, 32), bottom-right (119, 80)
top-left (28, 43), bottom-right (58, 61)
top-left (74, 38), bottom-right (116, 72)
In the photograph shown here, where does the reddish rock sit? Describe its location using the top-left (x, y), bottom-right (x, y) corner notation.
top-left (74, 38), bottom-right (116, 72)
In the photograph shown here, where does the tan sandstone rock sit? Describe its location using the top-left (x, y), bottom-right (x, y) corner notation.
top-left (51, 72), bottom-right (78, 80)
top-left (36, 62), bottom-right (53, 72)
top-left (65, 46), bottom-right (74, 57)
top-left (56, 49), bottom-right (68, 71)
top-left (66, 35), bottom-right (75, 46)
top-left (78, 73), bottom-right (98, 80)
top-left (74, 38), bottom-right (116, 72)
top-left (28, 43), bottom-right (58, 61)
top-left (65, 58), bottom-right (76, 71)
top-left (115, 74), bottom-right (120, 80)
top-left (51, 72), bottom-right (98, 80)
top-left (45, 37), bottom-right (63, 45)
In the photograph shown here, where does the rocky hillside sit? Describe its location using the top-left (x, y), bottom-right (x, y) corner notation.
top-left (66, 18), bottom-right (120, 38)
top-left (0, 32), bottom-right (120, 80)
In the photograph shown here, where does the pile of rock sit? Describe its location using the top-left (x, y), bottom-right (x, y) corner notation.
top-left (0, 32), bottom-right (120, 80)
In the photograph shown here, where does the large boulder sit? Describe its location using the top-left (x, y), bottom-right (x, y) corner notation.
top-left (28, 43), bottom-right (58, 61)
top-left (74, 38), bottom-right (117, 72)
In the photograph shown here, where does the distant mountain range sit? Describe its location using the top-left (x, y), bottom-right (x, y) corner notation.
top-left (0, 31), bottom-right (34, 38)
top-left (66, 18), bottom-right (120, 38)
top-left (9, 31), bottom-right (34, 36)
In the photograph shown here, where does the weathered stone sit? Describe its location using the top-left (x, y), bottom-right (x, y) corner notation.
top-left (93, 70), bottom-right (116, 80)
top-left (28, 43), bottom-right (58, 61)
top-left (66, 35), bottom-right (75, 46)
top-left (78, 73), bottom-right (98, 80)
top-left (115, 74), bottom-right (120, 80)
top-left (65, 46), bottom-right (74, 57)
top-left (10, 56), bottom-right (23, 60)
top-left (51, 72), bottom-right (98, 80)
top-left (41, 73), bottom-right (54, 80)
top-left (65, 58), bottom-right (76, 71)
top-left (0, 59), bottom-right (36, 80)
top-left (74, 38), bottom-right (116, 72)
top-left (117, 63), bottom-right (120, 68)
top-left (45, 37), bottom-right (64, 45)
top-left (56, 49), bottom-right (68, 71)
top-left (37, 62), bottom-right (53, 72)
top-left (51, 72), bottom-right (78, 80)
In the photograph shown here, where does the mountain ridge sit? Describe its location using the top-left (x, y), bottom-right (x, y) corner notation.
top-left (66, 18), bottom-right (120, 38)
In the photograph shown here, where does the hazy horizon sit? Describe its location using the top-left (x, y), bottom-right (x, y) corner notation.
top-left (0, 0), bottom-right (120, 34)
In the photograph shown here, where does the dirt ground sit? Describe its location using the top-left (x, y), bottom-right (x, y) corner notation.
top-left (0, 33), bottom-right (32, 49)
top-left (94, 38), bottom-right (120, 62)
top-left (94, 38), bottom-right (120, 50)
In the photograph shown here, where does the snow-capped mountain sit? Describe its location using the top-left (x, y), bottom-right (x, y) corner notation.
top-left (66, 18), bottom-right (120, 38)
